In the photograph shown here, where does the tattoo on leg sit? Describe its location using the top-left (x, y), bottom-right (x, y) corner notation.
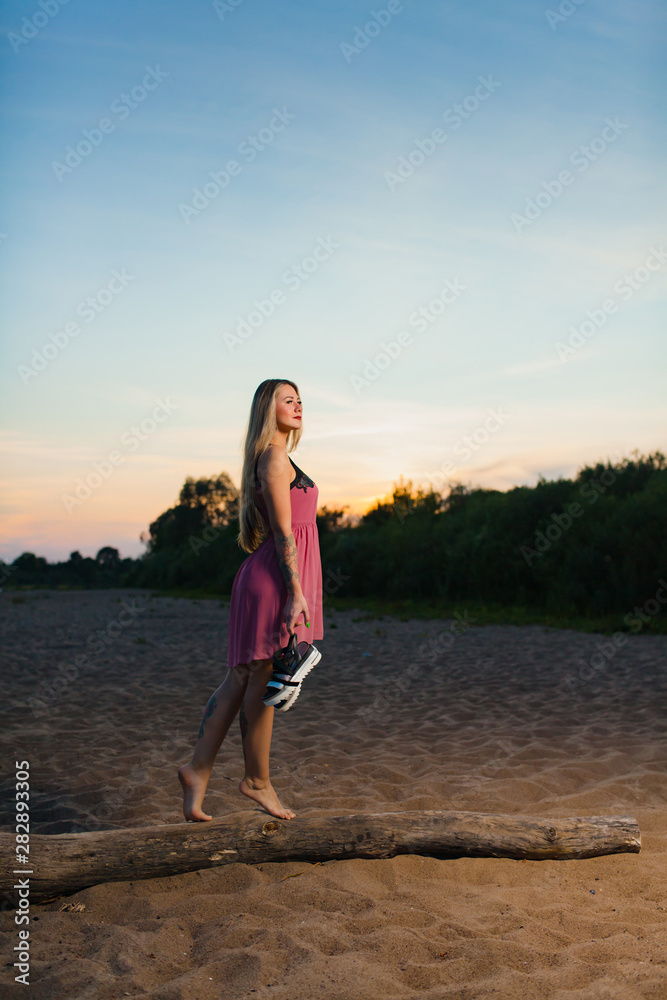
top-left (197, 695), bottom-right (217, 740)
top-left (239, 703), bottom-right (249, 765)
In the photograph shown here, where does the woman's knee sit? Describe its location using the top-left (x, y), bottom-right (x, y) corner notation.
top-left (247, 657), bottom-right (273, 683)
top-left (224, 666), bottom-right (248, 694)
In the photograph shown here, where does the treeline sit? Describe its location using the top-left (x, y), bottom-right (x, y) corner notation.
top-left (327, 450), bottom-right (667, 619)
top-left (3, 451), bottom-right (666, 622)
top-left (1, 547), bottom-right (135, 590)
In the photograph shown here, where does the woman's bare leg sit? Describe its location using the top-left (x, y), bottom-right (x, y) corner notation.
top-left (178, 667), bottom-right (247, 821)
top-left (238, 659), bottom-right (296, 820)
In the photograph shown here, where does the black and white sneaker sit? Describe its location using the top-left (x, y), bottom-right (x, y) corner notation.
top-left (263, 632), bottom-right (321, 713)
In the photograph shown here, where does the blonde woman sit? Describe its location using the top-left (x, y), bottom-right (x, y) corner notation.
top-left (178, 379), bottom-right (323, 821)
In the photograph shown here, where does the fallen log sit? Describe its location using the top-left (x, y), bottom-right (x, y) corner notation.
top-left (1, 810), bottom-right (640, 905)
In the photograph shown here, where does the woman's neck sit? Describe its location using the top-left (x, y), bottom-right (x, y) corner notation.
top-left (269, 428), bottom-right (289, 449)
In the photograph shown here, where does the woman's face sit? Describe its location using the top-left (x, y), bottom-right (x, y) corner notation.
top-left (275, 385), bottom-right (302, 430)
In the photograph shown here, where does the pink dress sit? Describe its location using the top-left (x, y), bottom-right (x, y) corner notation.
top-left (227, 453), bottom-right (324, 669)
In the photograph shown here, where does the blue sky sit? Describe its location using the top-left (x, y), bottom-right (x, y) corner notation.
top-left (1, 0), bottom-right (665, 561)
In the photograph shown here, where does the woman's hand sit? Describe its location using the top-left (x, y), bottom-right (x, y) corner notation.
top-left (282, 591), bottom-right (310, 637)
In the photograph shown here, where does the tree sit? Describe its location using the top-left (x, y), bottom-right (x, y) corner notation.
top-left (11, 552), bottom-right (49, 586)
top-left (177, 473), bottom-right (239, 526)
top-left (316, 505), bottom-right (349, 534)
top-left (361, 477), bottom-right (445, 526)
top-left (145, 473), bottom-right (239, 554)
top-left (96, 546), bottom-right (121, 570)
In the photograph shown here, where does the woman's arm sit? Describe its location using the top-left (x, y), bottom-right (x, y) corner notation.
top-left (258, 449), bottom-right (310, 636)
top-left (258, 450), bottom-right (302, 595)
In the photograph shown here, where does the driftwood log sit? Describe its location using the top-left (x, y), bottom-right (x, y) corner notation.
top-left (1, 810), bottom-right (640, 905)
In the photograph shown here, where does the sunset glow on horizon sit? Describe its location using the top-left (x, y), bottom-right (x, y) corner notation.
top-left (1, 0), bottom-right (664, 563)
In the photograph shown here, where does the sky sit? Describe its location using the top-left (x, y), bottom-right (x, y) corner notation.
top-left (0, 0), bottom-right (665, 562)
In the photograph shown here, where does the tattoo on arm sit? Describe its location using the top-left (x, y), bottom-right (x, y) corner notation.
top-left (198, 695), bottom-right (217, 739)
top-left (274, 531), bottom-right (301, 591)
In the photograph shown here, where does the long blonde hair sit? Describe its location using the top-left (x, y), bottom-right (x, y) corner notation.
top-left (237, 379), bottom-right (302, 553)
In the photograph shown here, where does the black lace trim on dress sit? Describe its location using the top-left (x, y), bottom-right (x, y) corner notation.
top-left (288, 457), bottom-right (315, 493)
top-left (253, 454), bottom-right (315, 492)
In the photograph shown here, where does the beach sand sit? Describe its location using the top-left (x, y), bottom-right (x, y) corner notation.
top-left (1, 588), bottom-right (665, 999)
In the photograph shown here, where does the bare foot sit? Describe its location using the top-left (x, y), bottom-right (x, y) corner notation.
top-left (178, 762), bottom-right (213, 821)
top-left (239, 777), bottom-right (296, 819)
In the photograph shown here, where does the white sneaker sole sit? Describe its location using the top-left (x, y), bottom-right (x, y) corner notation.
top-left (271, 647), bottom-right (321, 712)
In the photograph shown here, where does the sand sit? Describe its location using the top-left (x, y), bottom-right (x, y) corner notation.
top-left (1, 588), bottom-right (666, 999)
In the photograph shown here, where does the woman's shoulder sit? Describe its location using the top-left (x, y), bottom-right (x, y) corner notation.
top-left (255, 446), bottom-right (292, 483)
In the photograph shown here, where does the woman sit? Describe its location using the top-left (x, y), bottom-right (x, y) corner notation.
top-left (178, 379), bottom-right (324, 821)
